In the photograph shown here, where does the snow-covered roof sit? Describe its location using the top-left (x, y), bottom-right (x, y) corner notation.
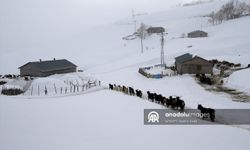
top-left (188, 30), bottom-right (207, 34)
top-left (175, 53), bottom-right (193, 64)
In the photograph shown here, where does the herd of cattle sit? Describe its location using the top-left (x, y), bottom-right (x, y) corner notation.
top-left (209, 59), bottom-right (242, 68)
top-left (196, 74), bottom-right (213, 85)
top-left (108, 84), bottom-right (215, 121)
top-left (1, 88), bottom-right (24, 95)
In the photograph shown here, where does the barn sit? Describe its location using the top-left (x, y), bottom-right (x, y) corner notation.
top-left (175, 53), bottom-right (213, 74)
top-left (187, 30), bottom-right (208, 38)
top-left (19, 59), bottom-right (77, 77)
top-left (147, 27), bottom-right (165, 33)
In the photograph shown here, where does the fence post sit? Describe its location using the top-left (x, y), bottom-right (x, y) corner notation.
top-left (76, 80), bottom-right (79, 86)
top-left (45, 86), bottom-right (48, 95)
top-left (31, 86), bottom-right (33, 96)
top-left (38, 85), bottom-right (40, 96)
top-left (54, 83), bottom-right (57, 94)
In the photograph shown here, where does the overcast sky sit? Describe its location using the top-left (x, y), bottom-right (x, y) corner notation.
top-left (0, 0), bottom-right (192, 51)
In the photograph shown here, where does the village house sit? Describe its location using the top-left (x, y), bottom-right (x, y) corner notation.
top-left (147, 27), bottom-right (165, 33)
top-left (175, 53), bottom-right (213, 74)
top-left (19, 59), bottom-right (77, 77)
top-left (187, 30), bottom-right (208, 38)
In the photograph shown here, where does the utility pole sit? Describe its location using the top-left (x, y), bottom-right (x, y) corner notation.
top-left (134, 20), bottom-right (137, 33)
top-left (132, 9), bottom-right (137, 32)
top-left (131, 9), bottom-right (147, 33)
top-left (160, 32), bottom-right (165, 65)
top-left (132, 9), bottom-right (148, 54)
top-left (141, 30), bottom-right (144, 54)
top-left (147, 27), bottom-right (166, 64)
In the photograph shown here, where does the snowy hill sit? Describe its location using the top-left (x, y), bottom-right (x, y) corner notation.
top-left (1, 0), bottom-right (250, 150)
top-left (226, 68), bottom-right (250, 94)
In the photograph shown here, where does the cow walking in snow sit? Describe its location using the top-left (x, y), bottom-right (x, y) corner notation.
top-left (121, 86), bottom-right (128, 94)
top-left (154, 93), bottom-right (164, 104)
top-left (128, 87), bottom-right (135, 95)
top-left (197, 104), bottom-right (215, 122)
top-left (109, 84), bottom-right (114, 90)
top-left (172, 96), bottom-right (185, 110)
top-left (147, 91), bottom-right (154, 101)
top-left (135, 89), bottom-right (142, 98)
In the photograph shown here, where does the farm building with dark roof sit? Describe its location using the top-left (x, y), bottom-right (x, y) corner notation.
top-left (19, 59), bottom-right (77, 77)
top-left (175, 53), bottom-right (213, 74)
top-left (187, 30), bottom-right (208, 38)
top-left (147, 27), bottom-right (165, 33)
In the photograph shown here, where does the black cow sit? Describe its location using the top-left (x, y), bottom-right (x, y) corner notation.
top-left (166, 96), bottom-right (185, 110)
top-left (147, 91), bottom-right (154, 101)
top-left (222, 60), bottom-right (230, 65)
top-left (24, 76), bottom-right (30, 81)
top-left (135, 90), bottom-right (142, 98)
top-left (153, 93), bottom-right (160, 103)
top-left (197, 104), bottom-right (215, 122)
top-left (0, 81), bottom-right (7, 85)
top-left (109, 84), bottom-right (113, 90)
top-left (4, 74), bottom-right (12, 79)
top-left (234, 63), bottom-right (241, 67)
top-left (165, 96), bottom-right (174, 107)
top-left (171, 97), bottom-right (185, 110)
top-left (129, 87), bottom-right (135, 95)
top-left (162, 97), bottom-right (169, 106)
top-left (199, 75), bottom-right (212, 85)
top-left (159, 95), bottom-right (166, 104)
top-left (154, 93), bottom-right (164, 104)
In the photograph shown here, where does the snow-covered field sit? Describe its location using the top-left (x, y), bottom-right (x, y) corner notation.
top-left (1, 90), bottom-right (250, 150)
top-left (1, 0), bottom-right (250, 149)
top-left (226, 68), bottom-right (250, 95)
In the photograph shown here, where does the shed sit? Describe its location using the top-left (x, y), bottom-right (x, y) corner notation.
top-left (147, 27), bottom-right (165, 34)
top-left (175, 54), bottom-right (213, 74)
top-left (188, 30), bottom-right (208, 38)
top-left (19, 59), bottom-right (77, 77)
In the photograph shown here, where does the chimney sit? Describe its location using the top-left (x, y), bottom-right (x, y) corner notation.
top-left (39, 59), bottom-right (42, 62)
top-left (53, 58), bottom-right (56, 61)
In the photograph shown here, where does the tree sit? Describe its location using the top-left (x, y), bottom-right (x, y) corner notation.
top-left (208, 0), bottom-right (250, 25)
top-left (208, 11), bottom-right (216, 25)
top-left (137, 23), bottom-right (149, 39)
top-left (222, 0), bottom-right (235, 20)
